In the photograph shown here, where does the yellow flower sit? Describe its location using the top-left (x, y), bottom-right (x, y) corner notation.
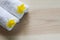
top-left (17, 4), bottom-right (26, 14)
top-left (6, 20), bottom-right (16, 28)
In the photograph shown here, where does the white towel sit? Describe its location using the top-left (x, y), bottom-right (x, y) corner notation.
top-left (0, 0), bottom-right (29, 19)
top-left (0, 7), bottom-right (19, 31)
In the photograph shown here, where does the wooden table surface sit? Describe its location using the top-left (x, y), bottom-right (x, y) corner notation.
top-left (0, 0), bottom-right (60, 40)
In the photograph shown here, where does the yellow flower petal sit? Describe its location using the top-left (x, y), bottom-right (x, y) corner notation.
top-left (6, 20), bottom-right (16, 28)
top-left (17, 4), bottom-right (26, 14)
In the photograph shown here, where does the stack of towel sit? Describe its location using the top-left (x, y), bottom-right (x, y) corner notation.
top-left (0, 0), bottom-right (29, 31)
